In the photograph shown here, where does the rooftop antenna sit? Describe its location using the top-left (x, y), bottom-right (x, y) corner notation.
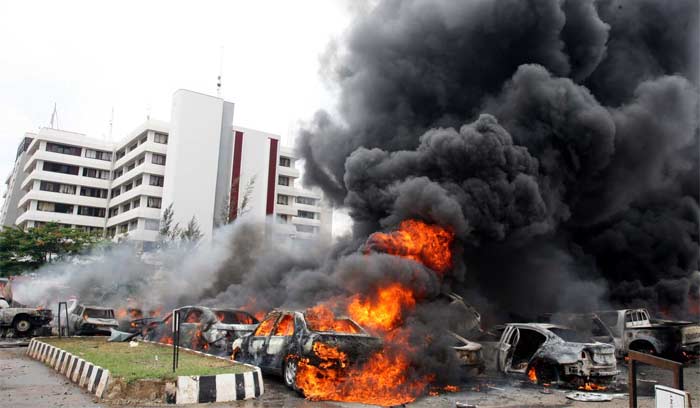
top-left (217, 46), bottom-right (224, 97)
top-left (49, 103), bottom-right (59, 129)
top-left (108, 107), bottom-right (114, 140)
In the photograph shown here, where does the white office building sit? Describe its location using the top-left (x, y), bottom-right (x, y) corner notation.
top-left (0, 89), bottom-right (332, 247)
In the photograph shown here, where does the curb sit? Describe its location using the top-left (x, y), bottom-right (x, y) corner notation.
top-left (141, 339), bottom-right (264, 404)
top-left (26, 338), bottom-right (110, 399)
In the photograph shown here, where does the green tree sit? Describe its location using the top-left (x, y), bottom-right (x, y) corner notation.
top-left (0, 223), bottom-right (103, 276)
top-left (180, 216), bottom-right (203, 243)
top-left (158, 203), bottom-right (180, 248)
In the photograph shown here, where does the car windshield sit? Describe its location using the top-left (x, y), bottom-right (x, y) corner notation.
top-left (550, 327), bottom-right (593, 343)
top-left (214, 310), bottom-right (259, 325)
top-left (85, 309), bottom-right (114, 319)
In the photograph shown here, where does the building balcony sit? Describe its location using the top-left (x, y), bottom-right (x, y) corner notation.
top-left (111, 163), bottom-right (165, 188)
top-left (23, 149), bottom-right (112, 173)
top-left (16, 210), bottom-right (106, 228)
top-left (107, 184), bottom-right (163, 208)
top-left (291, 216), bottom-right (321, 227)
top-left (293, 203), bottom-right (322, 213)
top-left (106, 206), bottom-right (161, 228)
top-left (274, 203), bottom-right (297, 216)
top-left (21, 169), bottom-right (111, 191)
top-left (114, 140), bottom-right (167, 169)
top-left (18, 190), bottom-right (108, 210)
top-left (277, 165), bottom-right (300, 179)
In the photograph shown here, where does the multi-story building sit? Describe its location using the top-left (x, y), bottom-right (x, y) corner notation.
top-left (0, 89), bottom-right (332, 246)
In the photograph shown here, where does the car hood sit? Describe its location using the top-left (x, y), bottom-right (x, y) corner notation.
top-left (84, 317), bottom-right (118, 326)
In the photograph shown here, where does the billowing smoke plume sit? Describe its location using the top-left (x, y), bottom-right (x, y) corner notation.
top-left (297, 0), bottom-right (700, 317)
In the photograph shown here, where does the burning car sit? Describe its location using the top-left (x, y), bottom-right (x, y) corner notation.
top-left (68, 304), bottom-right (118, 335)
top-left (449, 331), bottom-right (485, 374)
top-left (143, 306), bottom-right (259, 356)
top-left (231, 309), bottom-right (382, 392)
top-left (490, 323), bottom-right (618, 388)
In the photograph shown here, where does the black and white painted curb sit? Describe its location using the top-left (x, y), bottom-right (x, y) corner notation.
top-left (141, 339), bottom-right (265, 404)
top-left (26, 338), bottom-right (110, 399)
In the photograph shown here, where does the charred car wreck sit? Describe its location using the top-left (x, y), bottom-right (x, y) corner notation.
top-left (232, 309), bottom-right (382, 392)
top-left (485, 323), bottom-right (618, 388)
top-left (68, 304), bottom-right (118, 335)
top-left (143, 306), bottom-right (258, 356)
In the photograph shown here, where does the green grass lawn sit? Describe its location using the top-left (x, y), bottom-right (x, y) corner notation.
top-left (43, 337), bottom-right (251, 383)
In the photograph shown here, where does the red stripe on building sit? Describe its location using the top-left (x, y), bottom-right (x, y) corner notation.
top-left (229, 131), bottom-right (244, 220)
top-left (265, 138), bottom-right (279, 215)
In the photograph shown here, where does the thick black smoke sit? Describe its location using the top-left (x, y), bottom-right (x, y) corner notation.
top-left (297, 0), bottom-right (700, 317)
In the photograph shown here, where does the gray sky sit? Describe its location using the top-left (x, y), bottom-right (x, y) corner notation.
top-left (0, 0), bottom-right (353, 235)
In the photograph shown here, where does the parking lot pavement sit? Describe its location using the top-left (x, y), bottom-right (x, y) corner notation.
top-left (0, 346), bottom-right (104, 408)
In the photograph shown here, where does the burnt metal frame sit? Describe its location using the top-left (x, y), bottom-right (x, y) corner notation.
top-left (57, 301), bottom-right (69, 337)
top-left (628, 350), bottom-right (684, 408)
top-left (172, 308), bottom-right (182, 372)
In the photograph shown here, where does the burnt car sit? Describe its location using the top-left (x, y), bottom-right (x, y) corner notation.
top-left (490, 323), bottom-right (618, 387)
top-left (143, 306), bottom-right (259, 356)
top-left (231, 309), bottom-right (382, 392)
top-left (68, 304), bottom-right (118, 335)
top-left (450, 331), bottom-right (485, 374)
top-left (0, 305), bottom-right (53, 337)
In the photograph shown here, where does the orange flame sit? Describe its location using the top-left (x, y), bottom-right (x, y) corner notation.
top-left (579, 382), bottom-right (607, 391)
top-left (347, 283), bottom-right (416, 335)
top-left (527, 366), bottom-right (538, 383)
top-left (364, 219), bottom-right (454, 274)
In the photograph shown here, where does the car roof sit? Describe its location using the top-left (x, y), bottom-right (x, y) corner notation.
top-left (508, 323), bottom-right (568, 331)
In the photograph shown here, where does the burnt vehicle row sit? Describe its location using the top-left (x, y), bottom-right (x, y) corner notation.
top-left (0, 278), bottom-right (52, 338)
top-left (541, 308), bottom-right (700, 360)
top-left (140, 306), bottom-right (259, 356)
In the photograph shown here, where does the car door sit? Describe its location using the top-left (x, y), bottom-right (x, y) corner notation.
top-left (248, 312), bottom-right (280, 369)
top-left (497, 326), bottom-right (519, 373)
top-left (265, 313), bottom-right (295, 373)
top-left (71, 306), bottom-right (83, 333)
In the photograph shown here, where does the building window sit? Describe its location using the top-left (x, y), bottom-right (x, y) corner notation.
top-left (128, 142), bottom-right (138, 152)
top-left (124, 182), bottom-right (133, 192)
top-left (276, 214), bottom-right (289, 224)
top-left (37, 201), bottom-right (73, 214)
top-left (132, 197), bottom-right (141, 208)
top-left (280, 157), bottom-right (291, 167)
top-left (129, 220), bottom-right (138, 231)
top-left (116, 150), bottom-right (125, 160)
top-left (118, 223), bottom-right (128, 233)
top-left (85, 149), bottom-right (112, 161)
top-left (144, 219), bottom-right (160, 231)
top-left (80, 186), bottom-right (108, 198)
top-left (277, 194), bottom-right (289, 205)
top-left (296, 225), bottom-right (318, 234)
top-left (137, 156), bottom-right (144, 166)
top-left (134, 177), bottom-right (142, 186)
top-left (78, 206), bottom-right (105, 218)
top-left (154, 133), bottom-right (168, 144)
top-left (43, 161), bottom-right (79, 175)
top-left (152, 154), bottom-right (166, 165)
top-left (46, 142), bottom-right (81, 156)
top-left (82, 167), bottom-right (110, 179)
top-left (113, 169), bottom-right (123, 179)
top-left (278, 175), bottom-right (290, 186)
top-left (107, 227), bottom-right (116, 238)
top-left (297, 210), bottom-right (317, 220)
top-left (111, 187), bottom-right (121, 198)
top-left (149, 175), bottom-right (164, 187)
top-left (122, 203), bottom-right (131, 212)
top-left (139, 135), bottom-right (147, 145)
top-left (296, 196), bottom-right (318, 206)
top-left (147, 197), bottom-right (161, 209)
top-left (109, 207), bottom-right (119, 217)
top-left (40, 181), bottom-right (76, 195)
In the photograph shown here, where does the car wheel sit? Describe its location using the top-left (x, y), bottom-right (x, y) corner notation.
top-left (283, 357), bottom-right (300, 392)
top-left (13, 318), bottom-right (32, 335)
top-left (534, 362), bottom-right (559, 385)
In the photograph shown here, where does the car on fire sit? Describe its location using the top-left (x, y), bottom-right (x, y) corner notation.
top-left (231, 309), bottom-right (383, 392)
top-left (142, 306), bottom-right (259, 356)
top-left (68, 304), bottom-right (119, 335)
top-left (487, 323), bottom-right (618, 387)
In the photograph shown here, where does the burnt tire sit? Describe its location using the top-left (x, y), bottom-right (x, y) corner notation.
top-left (534, 362), bottom-right (559, 385)
top-left (283, 357), bottom-right (301, 393)
top-left (13, 317), bottom-right (32, 335)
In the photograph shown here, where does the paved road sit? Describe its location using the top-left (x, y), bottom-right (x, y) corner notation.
top-left (1, 344), bottom-right (697, 407)
top-left (0, 346), bottom-right (104, 408)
